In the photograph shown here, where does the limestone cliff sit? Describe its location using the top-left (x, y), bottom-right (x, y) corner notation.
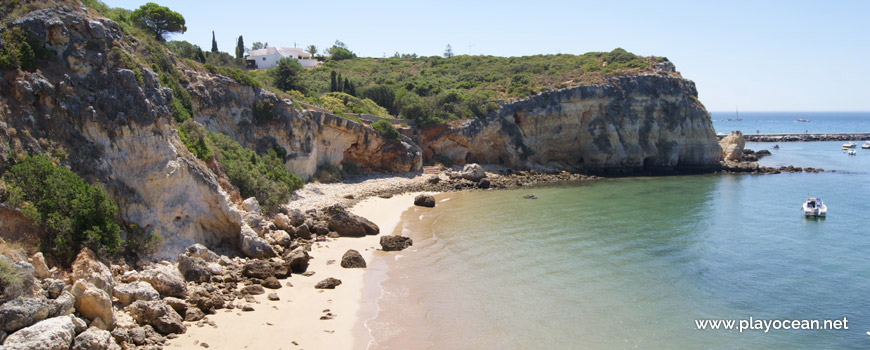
top-left (422, 74), bottom-right (723, 173)
top-left (0, 5), bottom-right (419, 258)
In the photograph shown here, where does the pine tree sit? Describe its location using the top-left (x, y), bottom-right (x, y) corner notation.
top-left (330, 71), bottom-right (337, 92)
top-left (235, 35), bottom-right (244, 59)
top-left (211, 31), bottom-right (218, 53)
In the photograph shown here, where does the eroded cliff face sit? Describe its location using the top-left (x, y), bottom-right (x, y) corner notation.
top-left (422, 74), bottom-right (723, 173)
top-left (183, 70), bottom-right (421, 178)
top-left (0, 5), bottom-right (419, 259)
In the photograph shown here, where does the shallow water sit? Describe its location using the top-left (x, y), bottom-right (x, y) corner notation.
top-left (366, 142), bottom-right (870, 349)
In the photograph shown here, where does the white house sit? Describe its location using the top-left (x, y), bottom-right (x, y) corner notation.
top-left (246, 47), bottom-right (318, 69)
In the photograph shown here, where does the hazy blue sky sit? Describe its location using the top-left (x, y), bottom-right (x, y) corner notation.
top-left (102, 0), bottom-right (869, 112)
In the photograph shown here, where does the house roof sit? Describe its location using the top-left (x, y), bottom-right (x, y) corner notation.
top-left (248, 47), bottom-right (311, 58)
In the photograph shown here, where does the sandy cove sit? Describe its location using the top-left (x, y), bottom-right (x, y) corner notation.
top-left (166, 192), bottom-right (424, 350)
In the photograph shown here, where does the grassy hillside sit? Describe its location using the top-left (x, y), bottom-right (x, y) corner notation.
top-left (296, 50), bottom-right (671, 126)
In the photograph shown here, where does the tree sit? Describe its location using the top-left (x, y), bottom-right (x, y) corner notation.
top-left (336, 72), bottom-right (343, 92)
top-left (235, 35), bottom-right (245, 59)
top-left (251, 42), bottom-right (265, 50)
top-left (306, 44), bottom-right (317, 56)
top-left (130, 2), bottom-right (186, 41)
top-left (326, 40), bottom-right (355, 60)
top-left (330, 71), bottom-right (338, 92)
top-left (444, 44), bottom-right (453, 58)
top-left (211, 31), bottom-right (218, 53)
top-left (270, 57), bottom-right (302, 91)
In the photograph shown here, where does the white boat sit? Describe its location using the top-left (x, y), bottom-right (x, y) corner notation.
top-left (843, 141), bottom-right (857, 148)
top-left (862, 141), bottom-right (870, 149)
top-left (802, 198), bottom-right (827, 217)
top-left (848, 149), bottom-right (857, 155)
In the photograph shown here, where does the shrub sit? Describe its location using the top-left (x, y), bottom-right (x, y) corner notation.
top-left (312, 163), bottom-right (343, 183)
top-left (0, 258), bottom-right (23, 291)
top-left (177, 119), bottom-right (212, 161)
top-left (252, 100), bottom-right (275, 121)
top-left (1, 155), bottom-right (120, 264)
top-left (269, 57), bottom-right (302, 92)
top-left (371, 120), bottom-right (400, 141)
top-left (122, 223), bottom-right (162, 257)
top-left (207, 132), bottom-right (302, 211)
top-left (204, 63), bottom-right (260, 88)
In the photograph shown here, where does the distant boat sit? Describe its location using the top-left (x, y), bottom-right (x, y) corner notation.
top-left (802, 198), bottom-right (827, 217)
top-left (727, 107), bottom-right (742, 122)
top-left (843, 141), bottom-right (857, 149)
top-left (862, 141), bottom-right (870, 149)
top-left (848, 149), bottom-right (857, 156)
top-left (796, 118), bottom-right (811, 122)
top-left (773, 145), bottom-right (780, 150)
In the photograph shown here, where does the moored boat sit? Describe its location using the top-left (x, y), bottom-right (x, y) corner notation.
top-left (843, 141), bottom-right (857, 148)
top-left (862, 141), bottom-right (870, 149)
top-left (802, 198), bottom-right (827, 217)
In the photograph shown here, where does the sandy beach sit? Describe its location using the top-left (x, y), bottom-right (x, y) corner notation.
top-left (166, 192), bottom-right (426, 349)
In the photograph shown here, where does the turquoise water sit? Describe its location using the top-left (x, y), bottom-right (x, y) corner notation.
top-left (367, 143), bottom-right (870, 349)
top-left (712, 111), bottom-right (870, 134)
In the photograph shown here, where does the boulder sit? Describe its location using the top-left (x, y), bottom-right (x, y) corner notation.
top-left (184, 308), bottom-right (205, 322)
top-left (30, 252), bottom-right (50, 279)
top-left (283, 247), bottom-right (310, 273)
top-left (162, 297), bottom-right (188, 315)
top-left (312, 223), bottom-right (329, 235)
top-left (113, 281), bottom-right (159, 307)
top-left (427, 174), bottom-right (440, 184)
top-left (380, 235), bottom-right (413, 251)
top-left (239, 224), bottom-right (277, 259)
top-left (460, 163), bottom-right (486, 181)
top-left (71, 279), bottom-right (114, 330)
top-left (126, 300), bottom-right (185, 335)
top-left (295, 224), bottom-right (312, 240)
top-left (42, 278), bottom-right (66, 299)
top-left (325, 205), bottom-right (380, 237)
top-left (186, 286), bottom-right (223, 313)
top-left (70, 248), bottom-right (114, 295)
top-left (1, 316), bottom-right (76, 350)
top-left (72, 327), bottom-right (121, 350)
top-left (242, 260), bottom-right (274, 279)
top-left (137, 264), bottom-right (187, 298)
top-left (273, 213), bottom-right (293, 231)
top-left (314, 278), bottom-right (342, 289)
top-left (51, 291), bottom-right (76, 317)
top-left (756, 149), bottom-right (772, 158)
top-left (1, 259), bottom-right (36, 303)
top-left (177, 254), bottom-right (214, 282)
top-left (242, 197), bottom-right (261, 213)
top-left (267, 230), bottom-right (293, 247)
top-left (287, 209), bottom-right (306, 226)
top-left (340, 250), bottom-right (367, 268)
top-left (185, 244), bottom-right (219, 262)
top-left (477, 178), bottom-right (491, 189)
top-left (0, 296), bottom-right (52, 332)
top-left (241, 285), bottom-right (265, 295)
top-left (262, 277), bottom-right (282, 289)
top-left (718, 130), bottom-right (745, 161)
top-left (414, 194), bottom-right (436, 208)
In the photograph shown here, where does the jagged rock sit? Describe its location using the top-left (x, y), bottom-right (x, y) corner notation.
top-left (427, 174), bottom-right (441, 184)
top-left (162, 297), bottom-right (188, 315)
top-left (110, 329), bottom-right (128, 345)
top-left (51, 291), bottom-right (75, 317)
top-left (137, 264), bottom-right (187, 298)
top-left (325, 205), bottom-right (380, 237)
top-left (380, 235), bottom-right (413, 251)
top-left (1, 258), bottom-right (36, 303)
top-left (274, 213), bottom-right (293, 231)
top-left (414, 194), bottom-right (436, 207)
top-left (185, 244), bottom-right (219, 262)
top-left (177, 254), bottom-right (214, 282)
top-left (312, 223), bottom-right (329, 235)
top-left (287, 209), bottom-right (306, 226)
top-left (272, 262), bottom-right (291, 279)
top-left (113, 281), bottom-right (160, 307)
top-left (477, 178), bottom-right (491, 189)
top-left (719, 130), bottom-right (746, 161)
top-left (242, 197), bottom-right (261, 213)
top-left (42, 278), bottom-right (66, 299)
top-left (72, 327), bottom-right (121, 350)
top-left (1, 330), bottom-right (6, 343)
top-left (460, 163), bottom-right (486, 181)
top-left (240, 224), bottom-right (277, 259)
top-left (0, 296), bottom-right (52, 332)
top-left (1, 316), bottom-right (76, 350)
top-left (267, 229), bottom-right (293, 247)
top-left (756, 149), bottom-right (772, 158)
top-left (184, 307), bottom-right (205, 321)
top-left (70, 248), bottom-right (114, 295)
top-left (242, 260), bottom-right (274, 279)
top-left (245, 213), bottom-right (264, 229)
top-left (340, 250), bottom-right (366, 268)
top-left (71, 279), bottom-right (114, 330)
top-left (71, 316), bottom-right (88, 333)
top-left (314, 278), bottom-right (342, 289)
top-left (267, 293), bottom-right (279, 301)
top-left (295, 223), bottom-right (312, 240)
top-left (30, 252), bottom-right (50, 279)
top-left (186, 286), bottom-right (223, 313)
top-left (283, 247), bottom-right (310, 273)
top-left (241, 285), bottom-right (265, 295)
top-left (262, 277), bottom-right (282, 289)
top-left (126, 300), bottom-right (186, 335)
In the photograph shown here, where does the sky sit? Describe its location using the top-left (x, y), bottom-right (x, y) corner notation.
top-left (101, 0), bottom-right (870, 112)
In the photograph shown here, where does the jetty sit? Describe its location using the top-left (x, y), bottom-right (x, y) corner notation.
top-left (717, 132), bottom-right (870, 142)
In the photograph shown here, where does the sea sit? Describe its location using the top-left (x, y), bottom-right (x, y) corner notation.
top-left (364, 111), bottom-right (870, 349)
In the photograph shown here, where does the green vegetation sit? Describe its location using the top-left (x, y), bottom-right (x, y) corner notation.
top-left (207, 132), bottom-right (302, 211)
top-left (122, 223), bottom-right (162, 258)
top-left (0, 27), bottom-right (50, 72)
top-left (320, 92), bottom-right (390, 118)
top-left (270, 57), bottom-right (302, 92)
top-left (326, 40), bottom-right (355, 61)
top-left (130, 2), bottom-right (186, 41)
top-left (235, 35), bottom-right (245, 59)
top-left (1, 155), bottom-right (120, 264)
top-left (371, 120), bottom-right (400, 141)
top-left (252, 100), bottom-right (275, 122)
top-left (312, 163), bottom-right (343, 183)
top-left (0, 258), bottom-right (23, 291)
top-left (166, 40), bottom-right (205, 63)
top-left (204, 63), bottom-right (260, 88)
top-left (177, 119), bottom-right (213, 160)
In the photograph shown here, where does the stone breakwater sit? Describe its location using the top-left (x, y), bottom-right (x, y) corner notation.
top-left (720, 133), bottom-right (870, 142)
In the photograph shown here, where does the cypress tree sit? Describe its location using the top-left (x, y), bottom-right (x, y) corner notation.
top-left (336, 72), bottom-right (343, 92)
top-left (330, 71), bottom-right (337, 92)
top-left (211, 31), bottom-right (218, 53)
top-left (235, 35), bottom-right (245, 59)
top-left (196, 47), bottom-right (206, 63)
top-left (343, 78), bottom-right (350, 95)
